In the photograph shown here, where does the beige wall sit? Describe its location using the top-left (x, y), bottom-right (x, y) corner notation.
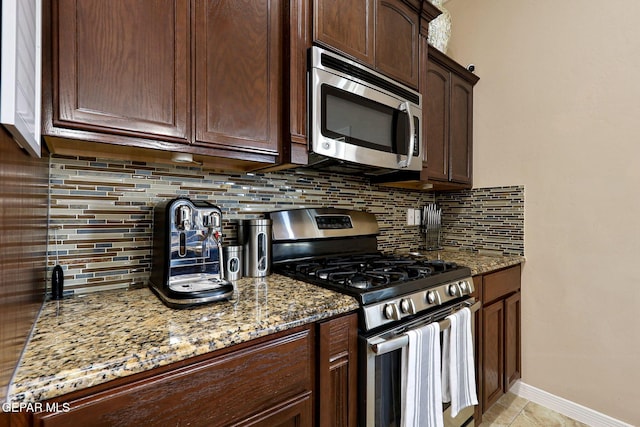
top-left (445, 0), bottom-right (640, 424)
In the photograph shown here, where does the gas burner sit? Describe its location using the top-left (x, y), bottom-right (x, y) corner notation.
top-left (345, 274), bottom-right (388, 289)
top-left (278, 253), bottom-right (464, 297)
top-left (319, 269), bottom-right (359, 283)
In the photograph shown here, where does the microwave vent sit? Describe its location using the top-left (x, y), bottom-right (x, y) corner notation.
top-left (320, 53), bottom-right (420, 105)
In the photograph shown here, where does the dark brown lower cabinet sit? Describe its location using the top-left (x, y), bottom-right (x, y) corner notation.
top-left (476, 264), bottom-right (522, 413)
top-left (34, 328), bottom-right (314, 427)
top-left (30, 312), bottom-right (358, 427)
top-left (482, 298), bottom-right (505, 409)
top-left (317, 314), bottom-right (358, 427)
top-left (504, 291), bottom-right (521, 389)
top-left (237, 393), bottom-right (312, 427)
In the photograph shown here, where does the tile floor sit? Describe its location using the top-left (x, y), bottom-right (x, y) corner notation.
top-left (479, 392), bottom-right (589, 427)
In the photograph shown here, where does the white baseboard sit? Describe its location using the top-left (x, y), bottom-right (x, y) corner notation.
top-left (510, 381), bottom-right (633, 427)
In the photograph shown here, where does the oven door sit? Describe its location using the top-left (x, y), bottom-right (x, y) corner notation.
top-left (361, 299), bottom-right (480, 427)
top-left (309, 47), bottom-right (422, 172)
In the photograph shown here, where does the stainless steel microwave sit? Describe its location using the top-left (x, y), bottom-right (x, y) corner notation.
top-left (307, 46), bottom-right (422, 175)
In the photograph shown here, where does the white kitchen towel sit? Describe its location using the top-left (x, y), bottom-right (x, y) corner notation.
top-left (401, 322), bottom-right (444, 427)
top-left (441, 307), bottom-right (478, 417)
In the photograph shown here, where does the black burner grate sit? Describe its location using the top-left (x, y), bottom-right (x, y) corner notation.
top-left (280, 254), bottom-right (458, 290)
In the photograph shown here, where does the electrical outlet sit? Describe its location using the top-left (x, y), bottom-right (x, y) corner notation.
top-left (406, 209), bottom-right (420, 226)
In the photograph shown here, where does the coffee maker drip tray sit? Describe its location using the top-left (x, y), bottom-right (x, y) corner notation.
top-left (151, 274), bottom-right (234, 309)
top-left (168, 274), bottom-right (232, 293)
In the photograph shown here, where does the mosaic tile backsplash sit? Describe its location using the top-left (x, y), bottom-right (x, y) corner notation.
top-left (48, 155), bottom-right (435, 293)
top-left (48, 155), bottom-right (524, 293)
top-left (438, 186), bottom-right (524, 256)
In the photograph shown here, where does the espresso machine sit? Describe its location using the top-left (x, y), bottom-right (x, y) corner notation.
top-left (150, 197), bottom-right (234, 308)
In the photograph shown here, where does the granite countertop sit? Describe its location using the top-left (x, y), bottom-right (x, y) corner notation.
top-left (396, 248), bottom-right (525, 276)
top-left (7, 250), bottom-right (521, 404)
top-left (7, 274), bottom-right (359, 403)
top-left (433, 249), bottom-right (524, 275)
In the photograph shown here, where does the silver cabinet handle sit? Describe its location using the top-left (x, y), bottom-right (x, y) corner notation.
top-left (397, 101), bottom-right (416, 168)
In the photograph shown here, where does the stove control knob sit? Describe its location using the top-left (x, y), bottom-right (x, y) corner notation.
top-left (458, 280), bottom-right (469, 294)
top-left (399, 299), bottom-right (416, 315)
top-left (383, 303), bottom-right (401, 321)
top-left (448, 284), bottom-right (459, 297)
top-left (426, 291), bottom-right (437, 304)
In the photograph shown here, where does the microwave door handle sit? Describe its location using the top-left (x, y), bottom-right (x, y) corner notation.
top-left (397, 101), bottom-right (415, 168)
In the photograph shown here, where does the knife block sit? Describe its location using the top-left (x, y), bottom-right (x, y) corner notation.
top-left (423, 224), bottom-right (443, 251)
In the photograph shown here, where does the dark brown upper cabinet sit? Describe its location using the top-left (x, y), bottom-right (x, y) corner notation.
top-left (313, 0), bottom-right (422, 89)
top-left (43, 0), bottom-right (285, 171)
top-left (283, 0), bottom-right (313, 166)
top-left (313, 0), bottom-right (375, 67)
top-left (193, 0), bottom-right (281, 155)
top-left (375, 0), bottom-right (420, 88)
top-left (425, 48), bottom-right (479, 189)
top-left (53, 0), bottom-right (190, 143)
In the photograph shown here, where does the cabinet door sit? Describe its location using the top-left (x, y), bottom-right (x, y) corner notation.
top-left (317, 314), bottom-right (358, 427)
top-left (194, 0), bottom-right (281, 154)
top-left (313, 0), bottom-right (374, 65)
top-left (449, 73), bottom-right (474, 184)
top-left (375, 0), bottom-right (419, 89)
top-left (482, 300), bottom-right (504, 411)
top-left (504, 291), bottom-right (521, 390)
top-left (55, 0), bottom-right (190, 141)
top-left (1, 0), bottom-right (42, 156)
top-left (425, 59), bottom-right (450, 181)
top-left (285, 0), bottom-right (312, 165)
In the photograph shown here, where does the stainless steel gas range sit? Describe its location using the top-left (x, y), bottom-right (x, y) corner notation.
top-left (268, 208), bottom-right (479, 427)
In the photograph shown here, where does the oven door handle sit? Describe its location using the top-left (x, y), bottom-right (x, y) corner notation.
top-left (370, 300), bottom-right (481, 356)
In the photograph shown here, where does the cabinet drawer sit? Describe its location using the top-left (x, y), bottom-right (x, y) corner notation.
top-left (35, 329), bottom-right (313, 427)
top-left (483, 265), bottom-right (521, 304)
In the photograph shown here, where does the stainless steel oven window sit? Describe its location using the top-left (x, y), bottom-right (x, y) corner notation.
top-left (373, 347), bottom-right (403, 426)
